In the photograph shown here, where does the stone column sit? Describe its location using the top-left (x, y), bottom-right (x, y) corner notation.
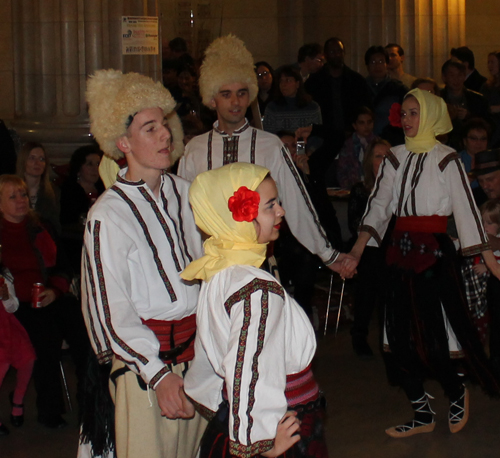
top-left (11, 0), bottom-right (160, 163)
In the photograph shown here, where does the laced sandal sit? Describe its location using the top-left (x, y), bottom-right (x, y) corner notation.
top-left (449, 386), bottom-right (469, 433)
top-left (386, 392), bottom-right (436, 438)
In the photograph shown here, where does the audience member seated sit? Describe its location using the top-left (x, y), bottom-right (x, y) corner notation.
top-left (60, 145), bottom-right (104, 274)
top-left (276, 131), bottom-right (343, 322)
top-left (162, 58), bottom-right (180, 91)
top-left (296, 42), bottom-right (324, 81)
top-left (336, 106), bottom-right (376, 189)
top-left (451, 46), bottom-right (487, 93)
top-left (471, 148), bottom-right (500, 208)
top-left (411, 77), bottom-right (441, 95)
top-left (263, 66), bottom-right (322, 134)
top-left (441, 59), bottom-right (493, 151)
top-left (347, 138), bottom-right (391, 358)
top-left (385, 43), bottom-right (417, 88)
top-left (305, 37), bottom-right (372, 166)
top-left (255, 61), bottom-right (276, 117)
top-left (459, 118), bottom-right (491, 188)
top-left (163, 36), bottom-right (194, 67)
top-left (479, 200), bottom-right (500, 373)
top-left (480, 51), bottom-right (500, 148)
top-left (0, 175), bottom-right (90, 429)
top-left (365, 45), bottom-right (408, 135)
top-left (0, 247), bottom-right (36, 436)
top-left (16, 142), bottom-right (60, 234)
top-left (171, 64), bottom-right (202, 118)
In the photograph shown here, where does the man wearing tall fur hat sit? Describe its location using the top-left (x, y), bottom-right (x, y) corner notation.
top-left (81, 69), bottom-right (206, 458)
top-left (178, 35), bottom-right (349, 274)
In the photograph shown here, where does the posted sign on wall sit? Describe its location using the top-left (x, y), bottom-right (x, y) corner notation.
top-left (122, 16), bottom-right (159, 55)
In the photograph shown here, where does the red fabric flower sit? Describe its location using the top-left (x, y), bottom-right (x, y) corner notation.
top-left (389, 102), bottom-right (402, 128)
top-left (228, 186), bottom-right (260, 222)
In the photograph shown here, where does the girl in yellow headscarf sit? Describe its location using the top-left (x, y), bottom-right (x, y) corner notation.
top-left (182, 163), bottom-right (328, 458)
top-left (342, 88), bottom-right (500, 438)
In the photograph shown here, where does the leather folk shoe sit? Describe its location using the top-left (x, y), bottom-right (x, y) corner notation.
top-left (449, 386), bottom-right (469, 433)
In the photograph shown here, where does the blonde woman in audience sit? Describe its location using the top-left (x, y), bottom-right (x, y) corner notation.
top-left (16, 142), bottom-right (60, 234)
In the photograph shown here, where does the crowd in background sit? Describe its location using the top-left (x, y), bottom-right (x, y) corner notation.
top-left (1, 35), bottom-right (500, 439)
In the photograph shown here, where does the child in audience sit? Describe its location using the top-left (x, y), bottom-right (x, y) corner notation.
top-left (476, 200), bottom-right (500, 368)
top-left (0, 246), bottom-right (36, 436)
top-left (337, 106), bottom-right (377, 189)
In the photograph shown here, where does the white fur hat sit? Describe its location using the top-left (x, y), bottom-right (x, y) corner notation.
top-left (86, 69), bottom-right (184, 161)
top-left (199, 35), bottom-right (258, 108)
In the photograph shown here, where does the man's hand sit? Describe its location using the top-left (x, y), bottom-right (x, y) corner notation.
top-left (327, 253), bottom-right (358, 278)
top-left (292, 153), bottom-right (310, 175)
top-left (261, 411), bottom-right (301, 457)
top-left (295, 126), bottom-right (313, 142)
top-left (38, 288), bottom-right (57, 308)
top-left (155, 372), bottom-right (193, 419)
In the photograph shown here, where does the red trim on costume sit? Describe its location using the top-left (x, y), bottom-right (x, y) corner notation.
top-left (285, 364), bottom-right (319, 407)
top-left (395, 215), bottom-right (447, 233)
top-left (142, 314), bottom-right (196, 363)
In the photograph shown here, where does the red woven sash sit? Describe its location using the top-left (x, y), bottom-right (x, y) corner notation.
top-left (395, 215), bottom-right (447, 233)
top-left (141, 314), bottom-right (196, 364)
top-left (285, 364), bottom-right (319, 407)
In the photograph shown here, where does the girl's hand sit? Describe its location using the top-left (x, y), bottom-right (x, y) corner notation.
top-left (0, 284), bottom-right (8, 301)
top-left (261, 411), bottom-right (301, 457)
top-left (473, 264), bottom-right (488, 275)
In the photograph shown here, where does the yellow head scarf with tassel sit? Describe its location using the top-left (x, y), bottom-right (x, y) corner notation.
top-left (404, 88), bottom-right (453, 154)
top-left (181, 163), bottom-right (270, 282)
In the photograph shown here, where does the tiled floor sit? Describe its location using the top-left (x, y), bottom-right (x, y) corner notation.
top-left (1, 286), bottom-right (500, 458)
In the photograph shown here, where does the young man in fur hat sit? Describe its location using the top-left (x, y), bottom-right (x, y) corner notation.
top-left (178, 35), bottom-right (350, 273)
top-left (81, 69), bottom-right (206, 458)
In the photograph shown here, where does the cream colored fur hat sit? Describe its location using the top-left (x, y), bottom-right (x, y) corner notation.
top-left (199, 35), bottom-right (258, 108)
top-left (86, 69), bottom-right (184, 161)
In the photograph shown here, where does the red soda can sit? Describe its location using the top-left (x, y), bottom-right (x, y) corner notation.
top-left (32, 283), bottom-right (44, 308)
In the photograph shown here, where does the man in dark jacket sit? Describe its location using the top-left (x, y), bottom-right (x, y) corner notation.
top-left (441, 59), bottom-right (493, 150)
top-left (450, 46), bottom-right (487, 93)
top-left (304, 37), bottom-right (372, 176)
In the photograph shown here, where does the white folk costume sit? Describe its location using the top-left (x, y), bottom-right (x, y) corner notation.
top-left (178, 34), bottom-right (338, 267)
top-left (80, 70), bottom-right (206, 458)
top-left (179, 120), bottom-right (338, 266)
top-left (182, 163), bottom-right (328, 458)
top-left (359, 88), bottom-right (499, 438)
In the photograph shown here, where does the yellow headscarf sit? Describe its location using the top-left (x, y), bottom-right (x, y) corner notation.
top-left (404, 88), bottom-right (453, 154)
top-left (181, 163), bottom-right (270, 282)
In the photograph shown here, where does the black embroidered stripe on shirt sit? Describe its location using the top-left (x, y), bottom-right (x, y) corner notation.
top-left (397, 153), bottom-right (415, 216)
top-left (82, 245), bottom-right (107, 355)
top-left (280, 146), bottom-right (331, 249)
top-left (138, 186), bottom-right (182, 273)
top-left (361, 156), bottom-right (388, 229)
top-left (92, 220), bottom-right (148, 368)
top-left (111, 186), bottom-right (177, 301)
top-left (207, 130), bottom-right (214, 170)
top-left (450, 157), bottom-right (488, 245)
top-left (224, 278), bottom-right (284, 448)
top-left (164, 174), bottom-right (193, 263)
top-left (222, 136), bottom-right (239, 165)
top-left (250, 129), bottom-right (256, 164)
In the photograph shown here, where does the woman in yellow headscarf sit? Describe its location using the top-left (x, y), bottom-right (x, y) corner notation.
top-left (342, 88), bottom-right (500, 438)
top-left (182, 162), bottom-right (328, 458)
